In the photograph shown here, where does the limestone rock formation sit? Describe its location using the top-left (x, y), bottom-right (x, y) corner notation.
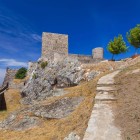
top-left (33, 97), bottom-right (83, 119)
top-left (21, 57), bottom-right (85, 104)
top-left (0, 97), bottom-right (83, 130)
top-left (0, 108), bottom-right (41, 131)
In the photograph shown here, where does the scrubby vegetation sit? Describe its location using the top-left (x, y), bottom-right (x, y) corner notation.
top-left (41, 61), bottom-right (48, 69)
top-left (15, 67), bottom-right (27, 79)
top-left (32, 73), bottom-right (37, 79)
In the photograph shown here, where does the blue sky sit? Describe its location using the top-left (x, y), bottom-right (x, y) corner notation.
top-left (0, 0), bottom-right (140, 84)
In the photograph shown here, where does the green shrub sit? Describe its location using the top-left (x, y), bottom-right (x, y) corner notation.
top-left (15, 67), bottom-right (27, 79)
top-left (32, 73), bottom-right (37, 79)
top-left (41, 61), bottom-right (48, 69)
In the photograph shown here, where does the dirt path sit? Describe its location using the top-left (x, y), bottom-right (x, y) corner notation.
top-left (83, 71), bottom-right (121, 140)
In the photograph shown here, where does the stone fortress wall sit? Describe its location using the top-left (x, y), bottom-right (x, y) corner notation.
top-left (41, 32), bottom-right (104, 63)
top-left (69, 53), bottom-right (103, 63)
top-left (2, 68), bottom-right (27, 89)
top-left (2, 68), bottom-right (18, 87)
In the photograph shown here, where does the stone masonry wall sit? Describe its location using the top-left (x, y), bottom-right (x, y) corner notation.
top-left (2, 68), bottom-right (18, 87)
top-left (69, 54), bottom-right (103, 63)
top-left (42, 32), bottom-right (68, 61)
top-left (2, 68), bottom-right (27, 89)
top-left (69, 54), bottom-right (93, 63)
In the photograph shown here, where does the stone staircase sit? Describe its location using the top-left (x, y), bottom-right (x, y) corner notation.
top-left (83, 71), bottom-right (121, 140)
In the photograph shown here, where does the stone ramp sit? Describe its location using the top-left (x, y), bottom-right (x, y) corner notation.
top-left (83, 71), bottom-right (121, 140)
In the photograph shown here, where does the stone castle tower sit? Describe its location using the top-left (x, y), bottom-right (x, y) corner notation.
top-left (42, 32), bottom-right (68, 61)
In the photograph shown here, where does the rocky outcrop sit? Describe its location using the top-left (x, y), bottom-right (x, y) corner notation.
top-left (21, 58), bottom-right (85, 104)
top-left (33, 97), bottom-right (83, 119)
top-left (0, 97), bottom-right (83, 131)
top-left (0, 108), bottom-right (42, 131)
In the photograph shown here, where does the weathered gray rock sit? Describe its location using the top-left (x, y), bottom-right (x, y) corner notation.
top-left (0, 109), bottom-right (41, 131)
top-left (21, 58), bottom-right (85, 104)
top-left (64, 132), bottom-right (80, 140)
top-left (86, 71), bottom-right (100, 81)
top-left (0, 97), bottom-right (83, 131)
top-left (33, 97), bottom-right (83, 119)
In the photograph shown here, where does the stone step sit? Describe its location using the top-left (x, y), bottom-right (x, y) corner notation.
top-left (97, 71), bottom-right (120, 85)
top-left (83, 103), bottom-right (121, 140)
top-left (95, 91), bottom-right (116, 101)
top-left (83, 71), bottom-right (121, 140)
top-left (96, 86), bottom-right (116, 91)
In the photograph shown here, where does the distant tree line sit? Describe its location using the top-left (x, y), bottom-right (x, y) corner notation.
top-left (107, 24), bottom-right (140, 60)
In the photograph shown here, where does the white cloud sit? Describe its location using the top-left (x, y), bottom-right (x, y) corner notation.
top-left (0, 59), bottom-right (27, 67)
top-left (0, 68), bottom-right (6, 86)
top-left (31, 34), bottom-right (42, 42)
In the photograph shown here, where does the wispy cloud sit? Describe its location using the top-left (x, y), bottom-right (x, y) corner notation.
top-left (0, 4), bottom-right (42, 85)
top-left (0, 4), bottom-right (41, 54)
top-left (0, 58), bottom-right (27, 67)
top-left (31, 34), bottom-right (42, 42)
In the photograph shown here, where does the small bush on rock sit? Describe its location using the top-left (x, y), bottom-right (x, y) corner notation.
top-left (15, 67), bottom-right (27, 79)
top-left (41, 61), bottom-right (48, 69)
top-left (32, 73), bottom-right (37, 79)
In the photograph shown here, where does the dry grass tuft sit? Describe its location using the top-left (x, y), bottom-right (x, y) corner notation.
top-left (13, 76), bottom-right (29, 84)
top-left (0, 89), bottom-right (21, 121)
